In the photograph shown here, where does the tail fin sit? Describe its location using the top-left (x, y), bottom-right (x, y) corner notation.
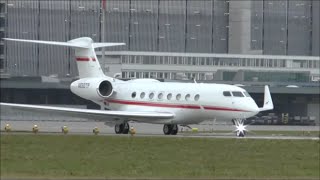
top-left (3, 37), bottom-right (125, 78)
top-left (259, 85), bottom-right (274, 111)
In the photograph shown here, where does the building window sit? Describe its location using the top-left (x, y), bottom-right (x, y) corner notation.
top-left (0, 59), bottom-right (3, 69)
top-left (130, 56), bottom-right (135, 64)
top-left (150, 72), bottom-right (156, 78)
top-left (200, 58), bottom-right (205, 65)
top-left (129, 72), bottom-right (135, 78)
top-left (158, 72), bottom-right (164, 79)
top-left (122, 72), bottom-right (127, 78)
top-left (143, 72), bottom-right (149, 78)
top-left (132, 92), bottom-right (136, 98)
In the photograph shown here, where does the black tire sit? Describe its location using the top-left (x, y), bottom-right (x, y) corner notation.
top-left (122, 123), bottom-right (129, 134)
top-left (171, 124), bottom-right (178, 135)
top-left (115, 124), bottom-right (124, 134)
top-left (163, 124), bottom-right (172, 135)
top-left (237, 131), bottom-right (245, 137)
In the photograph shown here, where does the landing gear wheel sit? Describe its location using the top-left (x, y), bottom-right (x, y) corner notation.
top-left (122, 122), bottom-right (129, 134)
top-left (234, 118), bottom-right (247, 137)
top-left (115, 124), bottom-right (124, 134)
top-left (238, 131), bottom-right (245, 137)
top-left (171, 124), bottom-right (178, 135)
top-left (163, 124), bottom-right (173, 135)
top-left (115, 123), bottom-right (130, 134)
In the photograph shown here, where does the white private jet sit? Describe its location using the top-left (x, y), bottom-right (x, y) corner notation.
top-left (0, 37), bottom-right (273, 137)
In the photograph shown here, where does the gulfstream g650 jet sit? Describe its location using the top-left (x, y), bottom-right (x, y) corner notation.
top-left (0, 37), bottom-right (273, 136)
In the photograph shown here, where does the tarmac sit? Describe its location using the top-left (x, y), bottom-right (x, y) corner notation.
top-left (1, 120), bottom-right (319, 140)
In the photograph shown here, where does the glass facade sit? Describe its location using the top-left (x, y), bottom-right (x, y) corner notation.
top-left (251, 0), bottom-right (317, 56)
top-left (0, 1), bottom-right (5, 72)
top-left (243, 71), bottom-right (310, 82)
top-left (2, 0), bottom-right (320, 77)
top-left (118, 52), bottom-right (319, 82)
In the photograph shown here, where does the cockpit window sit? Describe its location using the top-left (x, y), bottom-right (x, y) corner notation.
top-left (223, 91), bottom-right (231, 97)
top-left (243, 91), bottom-right (251, 97)
top-left (232, 91), bottom-right (244, 97)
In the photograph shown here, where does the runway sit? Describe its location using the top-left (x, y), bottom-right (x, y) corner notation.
top-left (1, 120), bottom-right (319, 140)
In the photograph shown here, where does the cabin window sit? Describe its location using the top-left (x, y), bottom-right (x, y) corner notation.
top-left (223, 91), bottom-right (231, 97)
top-left (243, 91), bottom-right (251, 97)
top-left (194, 94), bottom-right (200, 101)
top-left (149, 92), bottom-right (154, 99)
top-left (158, 93), bottom-right (163, 100)
top-left (185, 94), bottom-right (190, 101)
top-left (232, 91), bottom-right (244, 97)
top-left (132, 92), bottom-right (136, 98)
top-left (167, 93), bottom-right (172, 100)
top-left (176, 94), bottom-right (181, 100)
top-left (140, 92), bottom-right (145, 99)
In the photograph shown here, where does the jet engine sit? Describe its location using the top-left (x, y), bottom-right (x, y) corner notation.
top-left (97, 80), bottom-right (114, 98)
top-left (70, 78), bottom-right (115, 101)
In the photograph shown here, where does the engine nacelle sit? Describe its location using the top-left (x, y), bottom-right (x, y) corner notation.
top-left (70, 78), bottom-right (115, 101)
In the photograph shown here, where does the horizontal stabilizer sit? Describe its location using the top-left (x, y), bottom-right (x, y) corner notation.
top-left (3, 38), bottom-right (87, 48)
top-left (3, 38), bottom-right (125, 49)
top-left (93, 43), bottom-right (126, 49)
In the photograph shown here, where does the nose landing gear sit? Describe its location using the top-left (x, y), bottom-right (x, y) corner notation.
top-left (233, 118), bottom-right (248, 137)
top-left (163, 124), bottom-right (178, 135)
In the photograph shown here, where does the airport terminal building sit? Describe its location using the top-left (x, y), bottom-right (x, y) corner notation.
top-left (0, 0), bottom-right (319, 125)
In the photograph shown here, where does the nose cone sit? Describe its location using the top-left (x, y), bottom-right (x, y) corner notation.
top-left (247, 98), bottom-right (260, 116)
top-left (250, 100), bottom-right (260, 112)
top-left (237, 98), bottom-right (259, 118)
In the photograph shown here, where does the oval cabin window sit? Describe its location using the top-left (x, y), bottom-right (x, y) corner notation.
top-left (149, 93), bottom-right (154, 99)
top-left (176, 94), bottom-right (181, 100)
top-left (194, 94), bottom-right (200, 101)
top-left (158, 93), bottom-right (163, 100)
top-left (185, 94), bottom-right (190, 101)
top-left (140, 92), bottom-right (145, 99)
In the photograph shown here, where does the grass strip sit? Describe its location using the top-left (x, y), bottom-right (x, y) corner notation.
top-left (1, 134), bottom-right (319, 179)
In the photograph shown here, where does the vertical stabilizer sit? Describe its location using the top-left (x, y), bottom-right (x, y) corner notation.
top-left (3, 37), bottom-right (125, 79)
top-left (259, 85), bottom-right (274, 111)
top-left (68, 37), bottom-right (104, 78)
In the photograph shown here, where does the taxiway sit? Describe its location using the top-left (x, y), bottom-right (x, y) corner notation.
top-left (1, 120), bottom-right (319, 140)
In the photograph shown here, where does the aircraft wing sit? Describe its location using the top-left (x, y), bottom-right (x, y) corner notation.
top-left (0, 103), bottom-right (174, 122)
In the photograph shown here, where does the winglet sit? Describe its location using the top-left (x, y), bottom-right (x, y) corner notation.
top-left (259, 85), bottom-right (274, 111)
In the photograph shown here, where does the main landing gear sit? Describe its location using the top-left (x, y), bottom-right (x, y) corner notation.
top-left (163, 124), bottom-right (178, 135)
top-left (115, 122), bottom-right (129, 134)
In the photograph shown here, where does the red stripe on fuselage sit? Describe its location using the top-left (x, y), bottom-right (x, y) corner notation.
top-left (203, 106), bottom-right (249, 112)
top-left (108, 99), bottom-right (200, 109)
top-left (106, 99), bottom-right (248, 112)
top-left (76, 57), bottom-right (96, 61)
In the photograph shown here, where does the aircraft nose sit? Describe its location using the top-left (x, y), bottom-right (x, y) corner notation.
top-left (249, 99), bottom-right (260, 113)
